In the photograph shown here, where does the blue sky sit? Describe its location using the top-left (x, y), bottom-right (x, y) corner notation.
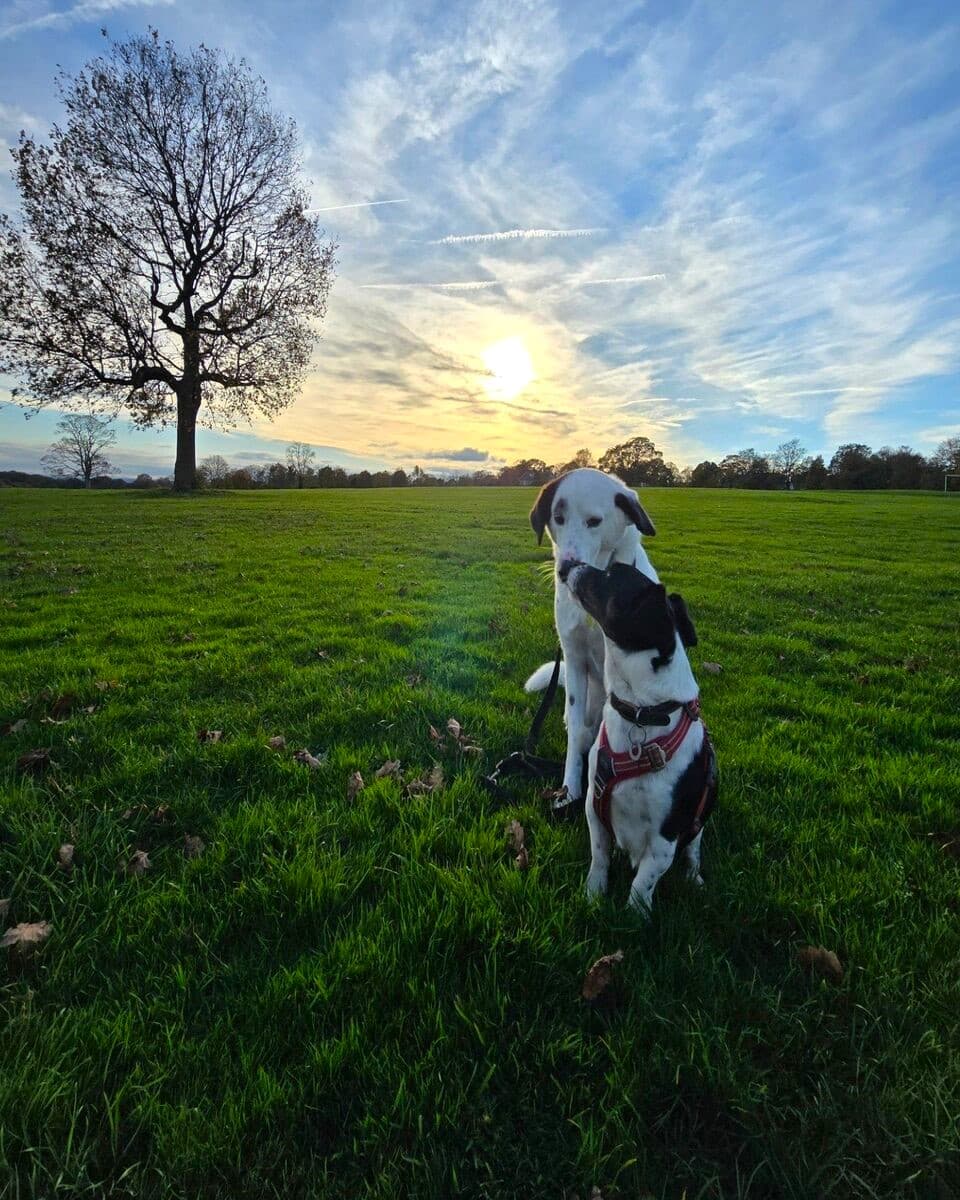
top-left (1, 0), bottom-right (959, 477)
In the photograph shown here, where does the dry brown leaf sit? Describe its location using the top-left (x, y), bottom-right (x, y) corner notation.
top-left (57, 843), bottom-right (75, 873)
top-left (94, 679), bottom-right (119, 691)
top-left (315, 648), bottom-right (330, 660)
top-left (446, 717), bottom-right (462, 741)
top-left (404, 672), bottom-right (423, 686)
top-left (461, 744), bottom-right (484, 756)
top-left (347, 771), bottom-right (365, 801)
top-left (1, 920), bottom-right (52, 950)
top-left (81, 704), bottom-right (97, 715)
top-left (125, 850), bottom-right (151, 877)
top-left (267, 735), bottom-right (287, 751)
top-left (428, 724), bottom-right (443, 744)
top-left (582, 949), bottom-right (625, 1000)
top-left (197, 729), bottom-right (223, 743)
top-left (514, 845), bottom-right (529, 872)
top-left (375, 759), bottom-right (402, 779)
top-left (294, 748), bottom-right (324, 769)
top-left (426, 763), bottom-right (444, 790)
top-left (0, 898), bottom-right (10, 921)
top-left (17, 747), bottom-right (54, 774)
top-left (796, 945), bottom-right (843, 984)
top-left (506, 820), bottom-right (526, 853)
top-left (701, 662), bottom-right (722, 675)
top-left (150, 804), bottom-right (173, 824)
top-left (183, 835), bottom-right (205, 859)
top-left (50, 694), bottom-right (77, 719)
top-left (406, 763), bottom-right (445, 796)
top-left (1, 718), bottom-right (28, 736)
top-left (540, 786), bottom-right (568, 805)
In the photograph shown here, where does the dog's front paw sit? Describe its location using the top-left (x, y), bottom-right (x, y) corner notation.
top-left (585, 866), bottom-right (608, 898)
top-left (545, 786), bottom-right (584, 822)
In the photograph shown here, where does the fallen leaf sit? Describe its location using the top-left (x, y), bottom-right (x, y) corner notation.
top-left (50, 695), bottom-right (77, 719)
top-left (347, 771), bottom-right (365, 801)
top-left (506, 820), bottom-right (526, 853)
top-left (150, 804), bottom-right (172, 823)
top-left (1, 718), bottom-right (28, 736)
top-left (0, 899), bottom-right (9, 921)
top-left (514, 845), bottom-right (529, 871)
top-left (461, 744), bottom-right (484, 756)
top-left (125, 850), bottom-right (151, 877)
top-left (180, 632), bottom-right (196, 643)
top-left (404, 672), bottom-right (423, 686)
top-left (267, 735), bottom-right (286, 751)
top-left (406, 763), bottom-right (445, 796)
top-left (197, 728), bottom-right (223, 743)
top-left (81, 704), bottom-right (97, 715)
top-left (701, 662), bottom-right (722, 675)
top-left (315, 648), bottom-right (330, 660)
top-left (446, 717), bottom-right (462, 741)
top-left (796, 945), bottom-right (844, 984)
top-left (94, 679), bottom-right (119, 691)
top-left (375, 759), bottom-right (401, 779)
top-left (428, 724), bottom-right (443, 744)
top-left (57, 843), bottom-right (75, 873)
top-left (589, 1189), bottom-right (604, 1200)
top-left (582, 949), bottom-right (625, 1000)
top-left (1, 920), bottom-right (52, 950)
top-left (294, 748), bottom-right (324, 769)
top-left (183, 835), bottom-right (205, 859)
top-left (17, 747), bottom-right (54, 774)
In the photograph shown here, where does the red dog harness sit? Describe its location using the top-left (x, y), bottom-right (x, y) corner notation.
top-left (592, 696), bottom-right (714, 845)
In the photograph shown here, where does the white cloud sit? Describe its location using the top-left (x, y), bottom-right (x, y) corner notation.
top-left (0, 0), bottom-right (174, 41)
top-left (429, 227), bottom-right (605, 244)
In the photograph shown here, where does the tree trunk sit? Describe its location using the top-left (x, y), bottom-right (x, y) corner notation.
top-left (174, 342), bottom-right (202, 491)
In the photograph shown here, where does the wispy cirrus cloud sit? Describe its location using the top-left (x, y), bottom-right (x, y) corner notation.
top-left (0, 0), bottom-right (173, 41)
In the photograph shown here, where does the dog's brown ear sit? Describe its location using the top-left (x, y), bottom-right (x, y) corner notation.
top-left (614, 490), bottom-right (656, 536)
top-left (669, 593), bottom-right (697, 647)
top-left (530, 476), bottom-right (563, 545)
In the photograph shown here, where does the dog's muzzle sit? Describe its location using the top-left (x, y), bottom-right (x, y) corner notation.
top-left (557, 559), bottom-right (586, 584)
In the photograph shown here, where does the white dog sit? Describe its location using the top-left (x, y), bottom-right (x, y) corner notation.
top-left (525, 468), bottom-right (659, 816)
top-left (559, 558), bottom-right (717, 910)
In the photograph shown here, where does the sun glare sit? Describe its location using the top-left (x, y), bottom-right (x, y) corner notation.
top-left (481, 336), bottom-right (535, 400)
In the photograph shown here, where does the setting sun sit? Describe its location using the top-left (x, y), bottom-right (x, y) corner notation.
top-left (481, 336), bottom-right (535, 400)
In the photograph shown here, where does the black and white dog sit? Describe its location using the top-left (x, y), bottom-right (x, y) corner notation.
top-left (525, 468), bottom-right (659, 815)
top-left (559, 559), bottom-right (717, 910)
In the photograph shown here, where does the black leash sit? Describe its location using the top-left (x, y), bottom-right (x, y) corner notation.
top-left (483, 647), bottom-right (588, 819)
top-left (483, 646), bottom-right (566, 802)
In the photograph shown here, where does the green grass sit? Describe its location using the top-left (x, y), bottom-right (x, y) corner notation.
top-left (1, 485), bottom-right (959, 1200)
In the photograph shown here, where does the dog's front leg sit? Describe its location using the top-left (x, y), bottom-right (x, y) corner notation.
top-left (561, 655), bottom-right (593, 800)
top-left (627, 834), bottom-right (676, 913)
top-left (585, 790), bottom-right (612, 899)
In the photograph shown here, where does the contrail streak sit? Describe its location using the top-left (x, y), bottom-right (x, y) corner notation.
top-left (429, 227), bottom-right (605, 244)
top-left (307, 199), bottom-right (409, 213)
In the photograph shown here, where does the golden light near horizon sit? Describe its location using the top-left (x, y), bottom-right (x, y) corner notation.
top-left (481, 336), bottom-right (535, 400)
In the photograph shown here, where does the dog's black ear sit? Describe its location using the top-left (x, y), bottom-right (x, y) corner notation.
top-left (669, 593), bottom-right (697, 647)
top-left (529, 476), bottom-right (564, 545)
top-left (614, 490), bottom-right (656, 536)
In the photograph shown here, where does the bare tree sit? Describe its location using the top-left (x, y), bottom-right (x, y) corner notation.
top-left (0, 32), bottom-right (336, 490)
top-left (41, 413), bottom-right (116, 487)
top-left (286, 441), bottom-right (316, 489)
top-left (772, 438), bottom-right (807, 489)
top-left (198, 454), bottom-right (229, 487)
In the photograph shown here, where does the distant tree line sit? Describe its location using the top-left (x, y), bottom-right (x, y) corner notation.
top-left (5, 431), bottom-right (960, 491)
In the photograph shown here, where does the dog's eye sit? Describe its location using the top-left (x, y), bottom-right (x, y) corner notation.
top-left (586, 517), bottom-right (602, 528)
top-left (554, 512), bottom-right (565, 526)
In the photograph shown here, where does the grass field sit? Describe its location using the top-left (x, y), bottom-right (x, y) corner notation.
top-left (1, 485), bottom-right (959, 1200)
